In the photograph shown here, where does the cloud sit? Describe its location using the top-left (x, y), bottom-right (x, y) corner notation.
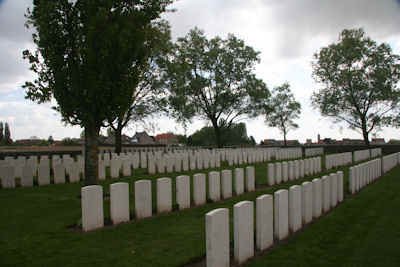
top-left (0, 96), bottom-right (81, 140)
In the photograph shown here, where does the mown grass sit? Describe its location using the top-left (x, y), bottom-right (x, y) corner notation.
top-left (245, 165), bottom-right (400, 267)
top-left (0, 156), bottom-right (391, 267)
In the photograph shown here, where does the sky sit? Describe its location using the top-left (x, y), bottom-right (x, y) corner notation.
top-left (0, 0), bottom-right (400, 143)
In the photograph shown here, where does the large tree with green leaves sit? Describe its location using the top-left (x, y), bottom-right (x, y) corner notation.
top-left (311, 28), bottom-right (400, 146)
top-left (162, 28), bottom-right (269, 148)
top-left (23, 0), bottom-right (172, 185)
top-left (264, 83), bottom-right (301, 146)
top-left (107, 20), bottom-right (172, 153)
top-left (188, 122), bottom-right (255, 147)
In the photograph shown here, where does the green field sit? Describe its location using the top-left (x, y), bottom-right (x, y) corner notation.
top-left (0, 158), bottom-right (398, 267)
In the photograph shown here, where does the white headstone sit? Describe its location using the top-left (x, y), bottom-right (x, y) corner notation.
top-left (206, 208), bottom-right (230, 267)
top-left (234, 201), bottom-right (254, 264)
top-left (0, 165), bottom-right (15, 188)
top-left (245, 166), bottom-right (255, 192)
top-left (157, 177), bottom-right (172, 213)
top-left (274, 189), bottom-right (289, 240)
top-left (256, 194), bottom-right (273, 251)
top-left (302, 181), bottom-right (313, 224)
top-left (221, 170), bottom-right (233, 199)
top-left (53, 163), bottom-right (66, 184)
top-left (209, 171), bottom-right (221, 202)
top-left (110, 159), bottom-right (121, 179)
top-left (234, 168), bottom-right (244, 195)
top-left (68, 163), bottom-right (80, 183)
top-left (81, 185), bottom-right (104, 231)
top-left (110, 182), bottom-right (130, 224)
top-left (98, 160), bottom-right (106, 181)
top-left (321, 176), bottom-right (330, 213)
top-left (289, 185), bottom-right (302, 232)
top-left (312, 178), bottom-right (322, 218)
top-left (330, 173), bottom-right (338, 207)
top-left (21, 165), bottom-right (33, 187)
top-left (282, 162), bottom-right (288, 182)
top-left (275, 163), bottom-right (282, 184)
top-left (193, 173), bottom-right (206, 206)
top-left (122, 159), bottom-right (132, 177)
top-left (176, 175), bottom-right (190, 210)
top-left (38, 163), bottom-right (50, 186)
top-left (267, 163), bottom-right (275, 186)
top-left (288, 161), bottom-right (294, 181)
top-left (337, 171), bottom-right (344, 202)
top-left (134, 180), bottom-right (152, 219)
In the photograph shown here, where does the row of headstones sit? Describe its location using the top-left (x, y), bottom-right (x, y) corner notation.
top-left (370, 148), bottom-right (382, 159)
top-left (103, 147), bottom-right (298, 177)
top-left (0, 159), bottom-right (84, 188)
top-left (325, 152), bottom-right (353, 170)
top-left (101, 147), bottom-right (277, 174)
top-left (205, 171), bottom-right (344, 267)
top-left (0, 154), bottom-right (83, 178)
top-left (274, 147), bottom-right (302, 160)
top-left (267, 157), bottom-right (322, 186)
top-left (381, 152), bottom-right (400, 173)
top-left (304, 147), bottom-right (324, 157)
top-left (81, 166), bottom-right (256, 231)
top-left (353, 149), bottom-right (371, 163)
top-left (349, 158), bottom-right (382, 194)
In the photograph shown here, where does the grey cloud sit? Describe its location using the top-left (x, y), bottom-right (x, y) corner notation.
top-left (0, 0), bottom-right (32, 42)
top-left (0, 0), bottom-right (33, 92)
top-left (166, 0), bottom-right (400, 58)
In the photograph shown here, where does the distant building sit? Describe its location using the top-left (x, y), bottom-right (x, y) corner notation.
top-left (371, 138), bottom-right (385, 145)
top-left (132, 131), bottom-right (156, 145)
top-left (14, 139), bottom-right (44, 146)
top-left (340, 138), bottom-right (364, 145)
top-left (155, 133), bottom-right (179, 145)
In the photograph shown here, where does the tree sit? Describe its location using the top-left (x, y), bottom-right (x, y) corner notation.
top-left (188, 122), bottom-right (254, 147)
top-left (0, 122), bottom-right (3, 144)
top-left (23, 0), bottom-right (172, 185)
top-left (162, 28), bottom-right (269, 148)
top-left (108, 20), bottom-right (172, 153)
top-left (264, 83), bottom-right (301, 146)
top-left (311, 28), bottom-right (400, 146)
top-left (4, 122), bottom-right (12, 145)
top-left (48, 135), bottom-right (54, 145)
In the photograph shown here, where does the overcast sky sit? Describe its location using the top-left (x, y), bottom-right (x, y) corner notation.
top-left (1, 0), bottom-right (400, 143)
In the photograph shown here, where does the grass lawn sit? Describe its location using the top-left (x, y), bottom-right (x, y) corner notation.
top-left (0, 157), bottom-right (396, 267)
top-left (245, 164), bottom-right (400, 267)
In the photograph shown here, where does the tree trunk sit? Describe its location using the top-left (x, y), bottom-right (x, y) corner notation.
top-left (361, 118), bottom-right (370, 147)
top-left (283, 129), bottom-right (287, 147)
top-left (211, 119), bottom-right (223, 148)
top-left (114, 125), bottom-right (123, 154)
top-left (84, 124), bottom-right (100, 185)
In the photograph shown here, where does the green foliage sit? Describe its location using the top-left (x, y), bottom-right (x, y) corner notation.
top-left (4, 122), bottom-right (12, 145)
top-left (264, 83), bottom-right (301, 145)
top-left (0, 122), bottom-right (3, 143)
top-left (108, 20), bottom-right (173, 153)
top-left (24, 0), bottom-right (173, 128)
top-left (61, 137), bottom-right (80, 146)
top-left (23, 0), bottom-right (173, 184)
top-left (311, 28), bottom-right (400, 146)
top-left (162, 28), bottom-right (269, 147)
top-left (189, 122), bottom-right (255, 147)
top-left (175, 134), bottom-right (188, 145)
top-left (47, 135), bottom-right (54, 145)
